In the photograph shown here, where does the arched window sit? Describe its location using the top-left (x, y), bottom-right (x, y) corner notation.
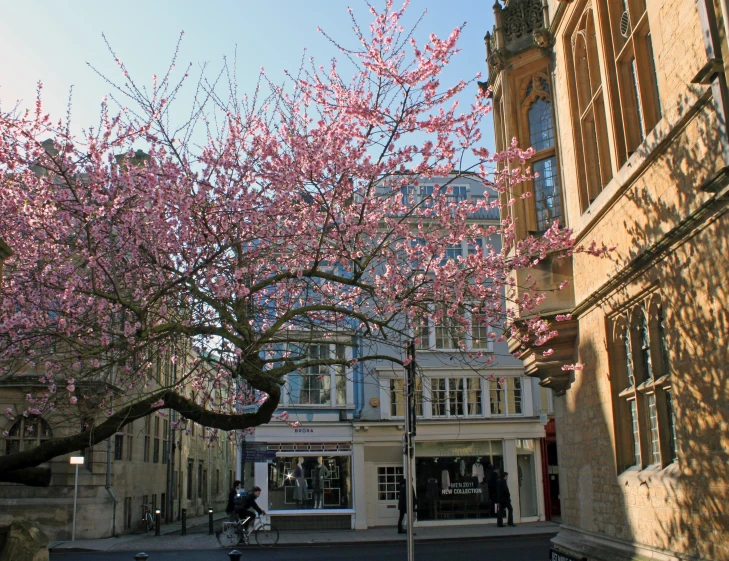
top-left (4, 417), bottom-right (52, 455)
top-left (612, 317), bottom-right (640, 470)
top-left (611, 295), bottom-right (678, 472)
top-left (568, 8), bottom-right (613, 211)
top-left (522, 75), bottom-right (562, 232)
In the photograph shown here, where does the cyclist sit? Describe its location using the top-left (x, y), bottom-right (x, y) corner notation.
top-left (233, 485), bottom-right (266, 538)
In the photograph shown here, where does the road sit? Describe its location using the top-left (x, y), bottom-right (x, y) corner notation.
top-left (50, 535), bottom-right (552, 561)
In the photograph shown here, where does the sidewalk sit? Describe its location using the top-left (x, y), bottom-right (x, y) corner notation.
top-left (49, 511), bottom-right (229, 553)
top-left (49, 520), bottom-right (559, 552)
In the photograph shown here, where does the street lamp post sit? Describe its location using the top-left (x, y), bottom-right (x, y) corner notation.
top-left (403, 341), bottom-right (417, 561)
top-left (69, 456), bottom-right (84, 541)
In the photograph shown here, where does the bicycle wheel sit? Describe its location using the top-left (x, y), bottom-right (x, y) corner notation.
top-left (218, 524), bottom-right (240, 548)
top-left (254, 525), bottom-right (279, 547)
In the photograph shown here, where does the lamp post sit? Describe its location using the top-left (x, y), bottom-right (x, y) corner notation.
top-left (69, 456), bottom-right (84, 540)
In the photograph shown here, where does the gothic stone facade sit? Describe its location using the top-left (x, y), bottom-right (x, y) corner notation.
top-left (488, 0), bottom-right (729, 559)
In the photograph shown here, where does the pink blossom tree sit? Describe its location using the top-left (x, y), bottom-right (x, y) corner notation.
top-left (0, 1), bottom-right (604, 486)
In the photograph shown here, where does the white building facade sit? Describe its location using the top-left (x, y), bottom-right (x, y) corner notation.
top-left (241, 175), bottom-right (554, 531)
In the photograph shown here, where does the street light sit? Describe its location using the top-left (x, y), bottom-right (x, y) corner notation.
top-left (69, 456), bottom-right (84, 541)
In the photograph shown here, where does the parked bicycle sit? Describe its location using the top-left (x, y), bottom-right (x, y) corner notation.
top-left (217, 514), bottom-right (279, 547)
top-left (140, 504), bottom-right (154, 532)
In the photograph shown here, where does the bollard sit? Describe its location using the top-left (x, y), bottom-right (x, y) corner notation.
top-left (181, 508), bottom-right (187, 536)
top-left (134, 553), bottom-right (149, 561)
top-left (154, 509), bottom-right (161, 536)
top-left (208, 508), bottom-right (214, 535)
top-left (228, 550), bottom-right (242, 561)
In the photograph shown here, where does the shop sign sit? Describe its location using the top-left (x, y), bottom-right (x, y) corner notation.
top-left (441, 481), bottom-right (480, 496)
top-left (549, 549), bottom-right (586, 561)
top-left (293, 428), bottom-right (314, 433)
top-left (242, 442), bottom-right (277, 462)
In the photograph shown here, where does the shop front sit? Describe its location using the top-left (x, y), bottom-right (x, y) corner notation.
top-left (242, 423), bottom-right (355, 530)
top-left (355, 421), bottom-right (546, 529)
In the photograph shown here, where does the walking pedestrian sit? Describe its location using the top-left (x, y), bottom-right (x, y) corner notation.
top-left (397, 478), bottom-right (417, 535)
top-left (496, 471), bottom-right (515, 527)
top-left (226, 479), bottom-right (241, 521)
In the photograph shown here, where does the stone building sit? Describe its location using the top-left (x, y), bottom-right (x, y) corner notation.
top-left (485, 0), bottom-right (729, 560)
top-left (0, 348), bottom-right (237, 540)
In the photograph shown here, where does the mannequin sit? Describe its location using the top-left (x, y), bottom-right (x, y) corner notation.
top-left (311, 456), bottom-right (331, 509)
top-left (293, 457), bottom-right (307, 508)
top-left (472, 457), bottom-right (485, 484)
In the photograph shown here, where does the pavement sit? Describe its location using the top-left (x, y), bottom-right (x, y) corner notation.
top-left (49, 519), bottom-right (559, 553)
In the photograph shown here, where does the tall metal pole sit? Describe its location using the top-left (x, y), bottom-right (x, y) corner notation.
top-left (404, 341), bottom-right (416, 561)
top-left (72, 463), bottom-right (79, 541)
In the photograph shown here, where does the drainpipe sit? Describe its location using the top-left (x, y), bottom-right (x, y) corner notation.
top-left (353, 335), bottom-right (364, 420)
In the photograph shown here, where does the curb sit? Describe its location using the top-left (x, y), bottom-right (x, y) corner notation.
top-left (270, 529), bottom-right (558, 548)
top-left (51, 529), bottom-right (558, 552)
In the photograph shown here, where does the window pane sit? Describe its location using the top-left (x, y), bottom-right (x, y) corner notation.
top-left (449, 378), bottom-right (464, 416)
top-left (528, 98), bottom-right (555, 151)
top-left (489, 380), bottom-right (505, 415)
top-left (630, 58), bottom-right (646, 141)
top-left (390, 379), bottom-right (404, 417)
top-left (640, 313), bottom-right (653, 380)
top-left (432, 378), bottom-right (447, 417)
top-left (624, 328), bottom-right (635, 387)
top-left (471, 312), bottom-right (490, 350)
top-left (467, 378), bottom-right (482, 416)
top-left (629, 399), bottom-right (641, 466)
top-left (533, 157), bottom-right (562, 231)
top-left (665, 390), bottom-right (677, 461)
top-left (335, 345), bottom-right (347, 405)
top-left (647, 393), bottom-right (661, 464)
top-left (377, 466), bottom-right (404, 501)
top-left (507, 377), bottom-right (522, 415)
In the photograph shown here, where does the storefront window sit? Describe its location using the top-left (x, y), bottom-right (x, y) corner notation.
top-left (415, 441), bottom-right (504, 521)
top-left (267, 455), bottom-right (352, 511)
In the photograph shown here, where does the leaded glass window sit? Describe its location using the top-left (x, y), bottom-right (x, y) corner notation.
top-left (533, 157), bottom-right (562, 230)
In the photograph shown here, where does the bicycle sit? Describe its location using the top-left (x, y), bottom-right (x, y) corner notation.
top-left (140, 504), bottom-right (154, 533)
top-left (217, 514), bottom-right (279, 548)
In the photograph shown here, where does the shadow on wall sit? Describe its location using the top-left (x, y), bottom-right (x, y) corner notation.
top-left (617, 85), bottom-right (729, 560)
top-left (553, 336), bottom-right (636, 561)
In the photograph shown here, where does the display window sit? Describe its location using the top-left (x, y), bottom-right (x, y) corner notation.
top-left (415, 441), bottom-right (504, 521)
top-left (267, 455), bottom-right (352, 511)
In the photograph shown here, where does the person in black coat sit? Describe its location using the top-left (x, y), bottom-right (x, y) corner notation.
top-left (496, 472), bottom-right (515, 527)
top-left (397, 479), bottom-right (417, 534)
top-left (226, 480), bottom-right (241, 519)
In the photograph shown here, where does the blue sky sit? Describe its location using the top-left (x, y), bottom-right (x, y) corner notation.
top-left (0, 1), bottom-right (496, 154)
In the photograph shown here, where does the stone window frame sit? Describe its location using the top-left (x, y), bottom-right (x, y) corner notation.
top-left (518, 72), bottom-right (563, 233)
top-left (564, 2), bottom-right (614, 211)
top-left (3, 416), bottom-right (52, 455)
top-left (609, 293), bottom-right (677, 474)
top-left (603, 0), bottom-right (662, 162)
